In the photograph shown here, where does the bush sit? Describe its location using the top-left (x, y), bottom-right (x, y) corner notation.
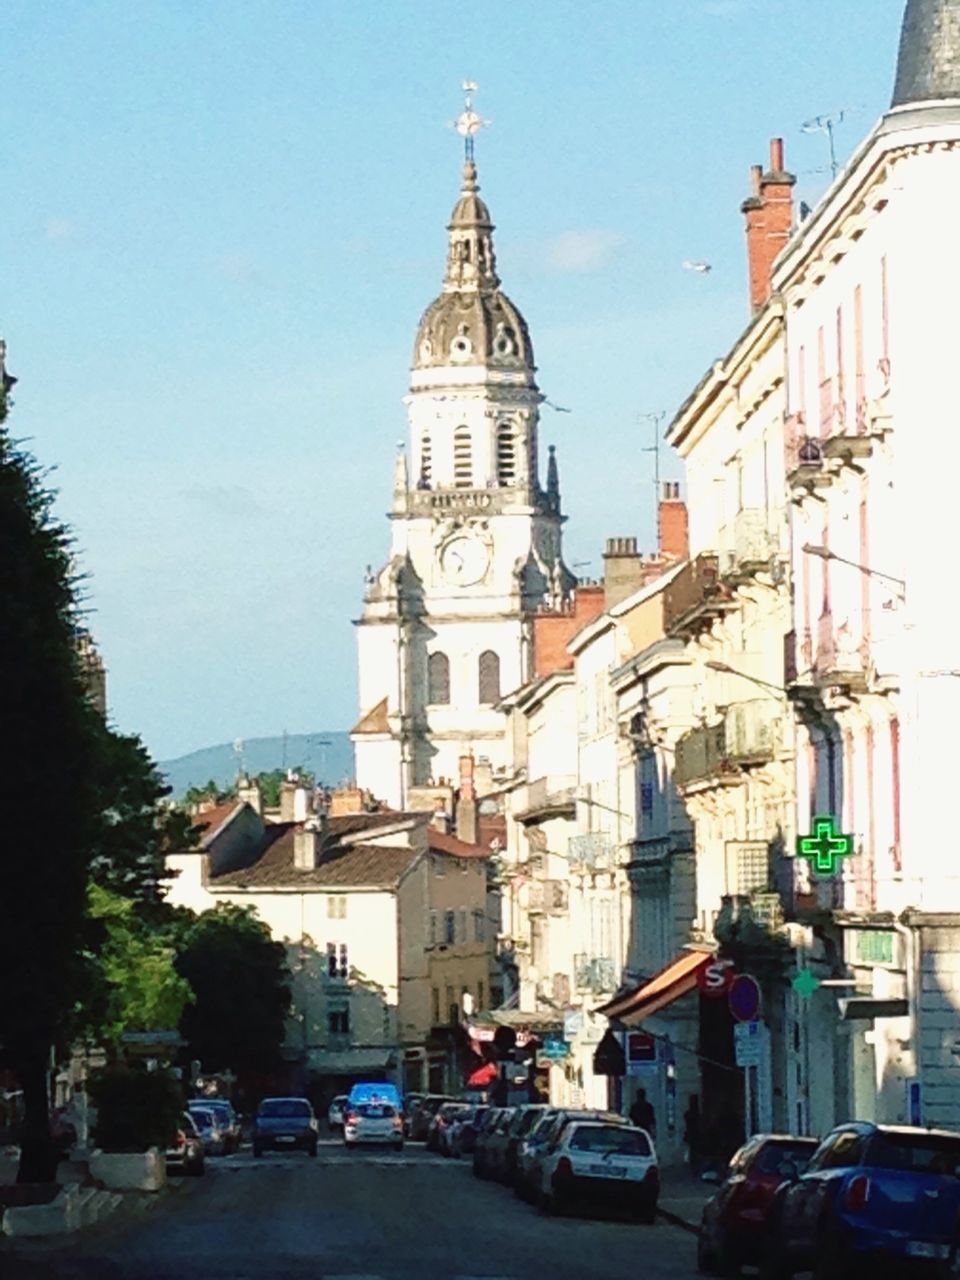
top-left (88, 1065), bottom-right (183, 1153)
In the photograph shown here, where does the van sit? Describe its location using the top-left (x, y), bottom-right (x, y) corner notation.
top-left (347, 1082), bottom-right (403, 1113)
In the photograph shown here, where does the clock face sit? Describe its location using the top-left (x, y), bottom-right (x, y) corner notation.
top-left (441, 535), bottom-right (489, 587)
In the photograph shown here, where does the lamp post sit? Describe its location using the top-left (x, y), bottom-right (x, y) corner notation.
top-left (704, 659), bottom-right (788, 698)
top-left (801, 544), bottom-right (906, 601)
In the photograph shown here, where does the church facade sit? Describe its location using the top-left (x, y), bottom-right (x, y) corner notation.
top-left (352, 151), bottom-right (573, 809)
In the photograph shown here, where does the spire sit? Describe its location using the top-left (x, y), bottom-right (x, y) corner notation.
top-left (546, 444), bottom-right (560, 509)
top-left (392, 441), bottom-right (409, 512)
top-left (891, 0), bottom-right (960, 108)
top-left (444, 84), bottom-right (499, 293)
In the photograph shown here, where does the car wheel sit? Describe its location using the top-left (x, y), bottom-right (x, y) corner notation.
top-left (394, 1140), bottom-right (404, 1152)
top-left (758, 1238), bottom-right (793, 1280)
top-left (308, 1142), bottom-right (318, 1158)
top-left (697, 1230), bottom-right (718, 1275)
top-left (252, 1145), bottom-right (263, 1158)
top-left (635, 1199), bottom-right (657, 1226)
top-left (812, 1218), bottom-right (848, 1280)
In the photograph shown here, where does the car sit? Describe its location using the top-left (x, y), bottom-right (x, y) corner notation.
top-left (426, 1101), bottom-right (468, 1153)
top-left (472, 1107), bottom-right (506, 1178)
top-left (450, 1105), bottom-right (488, 1157)
top-left (348, 1082), bottom-right (403, 1113)
top-left (762, 1122), bottom-right (960, 1279)
top-left (252, 1097), bottom-right (319, 1157)
top-left (166, 1111), bottom-right (205, 1177)
top-left (188, 1105), bottom-right (226, 1156)
top-left (407, 1094), bottom-right (454, 1142)
top-left (493, 1104), bottom-right (551, 1184)
top-left (521, 1109), bottom-right (628, 1201)
top-left (536, 1121), bottom-right (659, 1222)
top-left (190, 1099), bottom-right (241, 1154)
top-left (514, 1109), bottom-right (561, 1200)
top-left (327, 1095), bottom-right (349, 1131)
top-left (343, 1100), bottom-right (404, 1150)
top-left (697, 1134), bottom-right (819, 1275)
top-left (436, 1104), bottom-right (473, 1157)
top-left (473, 1106), bottom-right (516, 1176)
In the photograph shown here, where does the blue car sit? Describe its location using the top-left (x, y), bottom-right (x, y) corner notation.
top-left (763, 1121), bottom-right (960, 1279)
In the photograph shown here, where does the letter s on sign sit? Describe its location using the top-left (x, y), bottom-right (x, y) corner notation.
top-left (698, 958), bottom-right (735, 998)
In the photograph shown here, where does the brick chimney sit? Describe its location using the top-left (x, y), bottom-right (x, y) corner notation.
top-left (603, 536), bottom-right (645, 608)
top-left (455, 753), bottom-right (478, 845)
top-left (658, 481), bottom-right (689, 561)
top-left (742, 137), bottom-right (796, 312)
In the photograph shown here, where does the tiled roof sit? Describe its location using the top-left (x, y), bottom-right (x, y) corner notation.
top-left (351, 697), bottom-right (389, 736)
top-left (211, 828), bottom-right (421, 890)
top-left (429, 829), bottom-right (490, 859)
top-left (194, 800), bottom-right (242, 847)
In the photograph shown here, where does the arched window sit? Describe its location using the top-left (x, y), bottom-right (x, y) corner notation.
top-left (428, 652), bottom-right (450, 705)
top-left (454, 426), bottom-right (472, 488)
top-left (478, 650), bottom-right (500, 705)
top-left (419, 433), bottom-right (432, 487)
top-left (496, 423), bottom-right (516, 486)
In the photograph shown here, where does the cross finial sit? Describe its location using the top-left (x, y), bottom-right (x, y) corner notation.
top-left (454, 80), bottom-right (490, 164)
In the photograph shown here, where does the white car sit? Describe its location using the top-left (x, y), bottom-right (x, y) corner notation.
top-left (327, 1095), bottom-right (349, 1130)
top-left (537, 1121), bottom-right (659, 1222)
top-left (343, 1101), bottom-right (404, 1150)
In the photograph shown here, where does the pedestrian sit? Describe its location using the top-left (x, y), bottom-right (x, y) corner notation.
top-left (629, 1087), bottom-right (656, 1135)
top-left (682, 1095), bottom-right (703, 1174)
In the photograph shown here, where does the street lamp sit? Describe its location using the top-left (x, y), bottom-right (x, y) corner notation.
top-left (705, 659), bottom-right (787, 698)
top-left (801, 544), bottom-right (906, 599)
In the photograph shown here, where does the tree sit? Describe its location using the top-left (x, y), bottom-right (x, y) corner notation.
top-left (174, 905), bottom-right (290, 1080)
top-left (182, 778), bottom-right (235, 810)
top-left (0, 376), bottom-right (102, 1182)
top-left (254, 767), bottom-right (314, 809)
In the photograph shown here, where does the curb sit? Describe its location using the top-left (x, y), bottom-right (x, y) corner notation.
top-left (657, 1204), bottom-right (699, 1234)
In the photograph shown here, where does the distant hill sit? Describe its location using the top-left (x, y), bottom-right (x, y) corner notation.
top-left (159, 732), bottom-right (354, 799)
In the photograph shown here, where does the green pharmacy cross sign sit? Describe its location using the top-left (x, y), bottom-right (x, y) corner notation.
top-left (797, 815), bottom-right (854, 876)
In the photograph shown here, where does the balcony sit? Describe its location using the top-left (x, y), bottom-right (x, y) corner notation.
top-left (662, 553), bottom-right (733, 638)
top-left (814, 614), bottom-right (869, 695)
top-left (784, 413), bottom-right (831, 500)
top-left (674, 722), bottom-right (737, 789)
top-left (821, 392), bottom-right (892, 470)
top-left (573, 955), bottom-right (617, 995)
top-left (720, 509), bottom-right (781, 583)
top-left (515, 774), bottom-right (577, 823)
top-left (673, 708), bottom-right (778, 791)
top-left (527, 879), bottom-right (569, 914)
top-left (567, 832), bottom-right (618, 872)
top-left (724, 699), bottom-right (781, 766)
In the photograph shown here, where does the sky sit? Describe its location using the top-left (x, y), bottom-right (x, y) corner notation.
top-left (0, 0), bottom-right (907, 761)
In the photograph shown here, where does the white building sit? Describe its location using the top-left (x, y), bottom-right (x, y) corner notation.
top-left (352, 140), bottom-right (574, 809)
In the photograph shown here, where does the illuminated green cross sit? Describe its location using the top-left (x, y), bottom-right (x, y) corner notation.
top-left (797, 815), bottom-right (854, 876)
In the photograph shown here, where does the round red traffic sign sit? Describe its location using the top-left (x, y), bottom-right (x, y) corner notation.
top-left (697, 958), bottom-right (735, 998)
top-left (728, 974), bottom-right (762, 1022)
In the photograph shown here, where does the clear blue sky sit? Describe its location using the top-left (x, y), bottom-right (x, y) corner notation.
top-left (0, 0), bottom-right (905, 761)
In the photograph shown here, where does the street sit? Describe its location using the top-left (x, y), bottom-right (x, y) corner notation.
top-left (2, 1141), bottom-right (703, 1280)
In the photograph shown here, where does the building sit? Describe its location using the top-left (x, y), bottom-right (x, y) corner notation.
top-left (352, 121), bottom-right (574, 810)
top-left (164, 800), bottom-right (492, 1095)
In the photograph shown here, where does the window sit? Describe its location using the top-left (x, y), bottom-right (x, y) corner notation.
top-left (477, 981), bottom-right (485, 1010)
top-left (429, 909), bottom-right (438, 945)
top-left (428, 651), bottom-right (450, 704)
top-left (458, 909), bottom-right (467, 942)
top-left (478, 650), bottom-right (500, 704)
top-left (327, 1004), bottom-right (350, 1036)
top-left (327, 895), bottom-right (347, 919)
top-left (431, 987), bottom-right (440, 1024)
top-left (496, 423), bottom-right (516, 485)
top-left (420, 433), bottom-right (432, 486)
top-left (444, 910), bottom-right (456, 944)
top-left (453, 425), bottom-right (472, 488)
top-left (473, 909), bottom-right (486, 942)
top-left (327, 942), bottom-right (348, 978)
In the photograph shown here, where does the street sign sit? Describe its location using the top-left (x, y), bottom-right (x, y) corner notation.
top-left (728, 974), bottom-right (762, 1023)
top-left (541, 1036), bottom-right (570, 1061)
top-left (563, 1009), bottom-right (584, 1041)
top-left (791, 969), bottom-right (821, 999)
top-left (697, 957), bottom-right (735, 998)
top-left (907, 1078), bottom-right (922, 1126)
top-left (626, 1030), bottom-right (657, 1074)
top-left (734, 1020), bottom-right (763, 1067)
top-left (797, 815), bottom-right (854, 876)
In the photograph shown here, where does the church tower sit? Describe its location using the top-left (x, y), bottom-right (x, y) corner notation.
top-left (353, 88), bottom-right (573, 809)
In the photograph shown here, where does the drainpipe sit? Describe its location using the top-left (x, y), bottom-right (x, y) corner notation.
top-left (893, 918), bottom-right (918, 1123)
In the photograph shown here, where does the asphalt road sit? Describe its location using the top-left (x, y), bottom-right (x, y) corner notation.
top-left (1, 1141), bottom-right (704, 1280)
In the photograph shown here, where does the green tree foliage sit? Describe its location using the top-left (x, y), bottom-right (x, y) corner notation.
top-left (0, 380), bottom-right (102, 1182)
top-left (88, 1064), bottom-right (183, 1153)
top-left (78, 885), bottom-right (194, 1049)
top-left (182, 778), bottom-right (235, 809)
top-left (174, 905), bottom-right (290, 1078)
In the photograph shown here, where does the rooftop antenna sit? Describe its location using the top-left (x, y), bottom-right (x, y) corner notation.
top-left (233, 738), bottom-right (245, 780)
top-left (454, 80), bottom-right (490, 163)
top-left (639, 411), bottom-right (666, 549)
top-left (800, 110), bottom-right (849, 182)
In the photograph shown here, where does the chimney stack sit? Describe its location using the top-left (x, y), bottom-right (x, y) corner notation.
top-left (293, 821), bottom-right (321, 870)
top-left (658, 481), bottom-right (689, 561)
top-left (603, 536), bottom-right (645, 608)
top-left (456, 753), bottom-right (478, 845)
top-left (742, 137), bottom-right (796, 312)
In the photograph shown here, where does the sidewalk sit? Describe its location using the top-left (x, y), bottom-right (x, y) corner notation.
top-left (657, 1165), bottom-right (714, 1233)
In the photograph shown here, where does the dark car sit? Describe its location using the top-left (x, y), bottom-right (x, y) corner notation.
top-left (190, 1099), bottom-right (241, 1154)
top-left (452, 1105), bottom-right (489, 1156)
top-left (473, 1107), bottom-right (516, 1179)
top-left (763, 1122), bottom-right (960, 1279)
top-left (426, 1101), bottom-right (467, 1153)
top-left (166, 1111), bottom-right (205, 1177)
top-left (407, 1094), bottom-right (454, 1142)
top-left (519, 1109), bottom-right (628, 1201)
top-left (496, 1105), bottom-right (551, 1184)
top-left (252, 1097), bottom-right (319, 1157)
top-left (697, 1134), bottom-right (818, 1274)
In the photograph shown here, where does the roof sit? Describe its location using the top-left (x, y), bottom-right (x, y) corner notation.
top-left (351, 696), bottom-right (389, 736)
top-left (596, 949), bottom-right (712, 1025)
top-left (892, 1), bottom-right (960, 108)
top-left (194, 800), bottom-right (243, 848)
top-left (429, 829), bottom-right (490, 859)
top-left (211, 829), bottom-right (422, 890)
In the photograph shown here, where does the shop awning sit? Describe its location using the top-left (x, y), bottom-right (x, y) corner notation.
top-left (466, 1061), bottom-right (499, 1088)
top-left (596, 949), bottom-right (712, 1025)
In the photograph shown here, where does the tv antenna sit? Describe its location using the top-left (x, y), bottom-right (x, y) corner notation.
top-left (801, 110), bottom-right (849, 182)
top-left (233, 738), bottom-right (245, 779)
top-left (639, 411), bottom-right (666, 547)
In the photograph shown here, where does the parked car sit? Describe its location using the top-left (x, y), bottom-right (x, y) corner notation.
top-left (166, 1111), bottom-right (205, 1177)
top-left (473, 1107), bottom-right (516, 1177)
top-left (343, 1100), bottom-right (404, 1150)
top-left (188, 1105), bottom-right (225, 1156)
top-left (437, 1104), bottom-right (473, 1157)
top-left (514, 1109), bottom-right (561, 1200)
top-left (252, 1097), bottom-right (319, 1157)
top-left (536, 1121), bottom-right (659, 1221)
top-left (493, 1105), bottom-right (551, 1184)
top-left (190, 1099), bottom-right (241, 1154)
top-left (427, 1101), bottom-right (468, 1153)
top-left (407, 1094), bottom-right (454, 1142)
top-left (450, 1105), bottom-right (488, 1157)
top-left (520, 1109), bottom-right (628, 1202)
top-left (472, 1107), bottom-right (506, 1178)
top-left (697, 1134), bottom-right (819, 1275)
top-left (327, 1095), bottom-right (349, 1131)
top-left (762, 1122), bottom-right (960, 1279)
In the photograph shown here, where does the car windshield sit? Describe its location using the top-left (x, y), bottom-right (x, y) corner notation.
top-left (753, 1141), bottom-right (817, 1174)
top-left (517, 1108), bottom-right (544, 1135)
top-left (867, 1132), bottom-right (960, 1174)
top-left (259, 1100), bottom-right (311, 1118)
top-left (191, 1109), bottom-right (215, 1127)
top-left (356, 1103), bottom-right (395, 1118)
top-left (569, 1126), bottom-right (652, 1156)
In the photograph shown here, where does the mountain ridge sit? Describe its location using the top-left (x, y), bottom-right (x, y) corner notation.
top-left (159, 732), bottom-right (354, 799)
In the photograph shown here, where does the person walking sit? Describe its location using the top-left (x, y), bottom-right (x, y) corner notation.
top-left (629, 1087), bottom-right (656, 1135)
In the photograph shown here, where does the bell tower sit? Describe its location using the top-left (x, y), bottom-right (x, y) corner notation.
top-left (352, 86), bottom-right (574, 809)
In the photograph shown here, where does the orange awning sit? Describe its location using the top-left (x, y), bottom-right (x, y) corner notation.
top-left (596, 949), bottom-right (712, 1026)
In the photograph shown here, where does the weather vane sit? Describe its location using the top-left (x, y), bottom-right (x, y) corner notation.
top-left (454, 80), bottom-right (490, 163)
